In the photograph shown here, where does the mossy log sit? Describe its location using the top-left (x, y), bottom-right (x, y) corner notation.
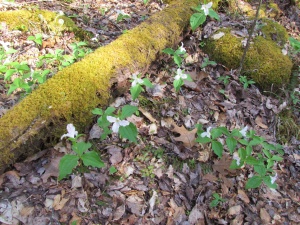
top-left (0, 9), bottom-right (92, 39)
top-left (0, 0), bottom-right (198, 174)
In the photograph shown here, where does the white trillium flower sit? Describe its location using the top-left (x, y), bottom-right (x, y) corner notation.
top-left (233, 152), bottom-right (241, 166)
top-left (200, 126), bottom-right (212, 138)
top-left (179, 42), bottom-right (186, 53)
top-left (58, 19), bottom-right (64, 25)
top-left (107, 116), bottom-right (129, 133)
top-left (61, 123), bottom-right (78, 139)
top-left (131, 73), bottom-right (144, 87)
top-left (201, 2), bottom-right (213, 16)
top-left (116, 10), bottom-right (128, 16)
top-left (239, 126), bottom-right (248, 137)
top-left (175, 68), bottom-right (188, 80)
top-left (270, 173), bottom-right (278, 184)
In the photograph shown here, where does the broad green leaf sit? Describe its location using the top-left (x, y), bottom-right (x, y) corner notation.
top-left (238, 148), bottom-right (247, 160)
top-left (119, 123), bottom-right (138, 143)
top-left (174, 54), bottom-right (182, 67)
top-left (245, 176), bottom-right (262, 189)
top-left (212, 141), bottom-right (223, 158)
top-left (109, 166), bottom-right (118, 175)
top-left (72, 142), bottom-right (92, 156)
top-left (261, 142), bottom-right (275, 150)
top-left (266, 159), bottom-right (274, 169)
top-left (245, 156), bottom-right (262, 166)
top-left (142, 78), bottom-right (153, 87)
top-left (100, 127), bottom-right (111, 140)
top-left (190, 13), bottom-right (206, 31)
top-left (254, 165), bottom-right (266, 176)
top-left (271, 155), bottom-right (283, 161)
top-left (7, 78), bottom-right (20, 95)
top-left (262, 149), bottom-right (272, 159)
top-left (249, 136), bottom-right (264, 146)
top-left (104, 106), bottom-right (116, 115)
top-left (195, 136), bottom-right (211, 144)
top-left (18, 64), bottom-right (30, 71)
top-left (191, 5), bottom-right (202, 12)
top-left (58, 154), bottom-right (79, 180)
top-left (186, 74), bottom-right (193, 82)
top-left (208, 9), bottom-right (220, 21)
top-left (173, 78), bottom-right (183, 92)
top-left (217, 127), bottom-right (230, 136)
top-left (246, 145), bottom-right (252, 155)
top-left (162, 48), bottom-right (175, 55)
top-left (238, 139), bottom-right (248, 146)
top-left (231, 129), bottom-right (242, 138)
top-left (209, 199), bottom-right (219, 208)
top-left (130, 85), bottom-right (143, 100)
top-left (120, 105), bottom-right (138, 119)
top-left (226, 137), bottom-right (237, 154)
top-left (211, 128), bottom-right (223, 139)
top-left (230, 159), bottom-right (242, 169)
top-left (4, 69), bottom-right (16, 80)
top-left (81, 151), bottom-right (105, 168)
top-left (263, 176), bottom-right (277, 189)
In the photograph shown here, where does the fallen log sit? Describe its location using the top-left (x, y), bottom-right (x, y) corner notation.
top-left (0, 0), bottom-right (198, 173)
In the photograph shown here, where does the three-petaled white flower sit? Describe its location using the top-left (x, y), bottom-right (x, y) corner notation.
top-left (201, 2), bottom-right (213, 16)
top-left (233, 152), bottom-right (241, 166)
top-left (200, 126), bottom-right (212, 138)
top-left (116, 10), bottom-right (128, 16)
top-left (270, 173), bottom-right (277, 184)
top-left (131, 73), bottom-right (144, 87)
top-left (175, 68), bottom-right (188, 80)
top-left (61, 124), bottom-right (78, 140)
top-left (239, 126), bottom-right (248, 138)
top-left (58, 19), bottom-right (64, 25)
top-left (179, 42), bottom-right (186, 53)
top-left (107, 116), bottom-right (129, 133)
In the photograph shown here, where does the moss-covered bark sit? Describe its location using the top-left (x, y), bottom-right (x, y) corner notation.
top-left (0, 0), bottom-right (199, 174)
top-left (0, 9), bottom-right (92, 39)
top-left (203, 19), bottom-right (293, 91)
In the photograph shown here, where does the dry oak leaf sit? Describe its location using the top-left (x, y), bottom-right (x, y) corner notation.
top-left (163, 118), bottom-right (197, 148)
top-left (213, 154), bottom-right (237, 176)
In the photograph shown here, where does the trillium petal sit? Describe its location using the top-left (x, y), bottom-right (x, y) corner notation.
top-left (119, 120), bottom-right (129, 127)
top-left (107, 116), bottom-right (117, 123)
top-left (112, 123), bottom-right (120, 133)
top-left (174, 75), bottom-right (181, 80)
top-left (239, 126), bottom-right (248, 137)
top-left (233, 152), bottom-right (241, 165)
top-left (61, 123), bottom-right (78, 139)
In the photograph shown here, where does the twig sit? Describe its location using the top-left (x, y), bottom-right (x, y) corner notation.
top-left (237, 0), bottom-right (262, 75)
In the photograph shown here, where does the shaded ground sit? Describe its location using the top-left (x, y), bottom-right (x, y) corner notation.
top-left (0, 0), bottom-right (299, 224)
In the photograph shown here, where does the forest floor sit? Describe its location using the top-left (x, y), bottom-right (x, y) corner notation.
top-left (0, 0), bottom-right (299, 224)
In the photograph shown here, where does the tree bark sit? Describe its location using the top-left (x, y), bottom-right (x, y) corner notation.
top-left (0, 0), bottom-right (198, 174)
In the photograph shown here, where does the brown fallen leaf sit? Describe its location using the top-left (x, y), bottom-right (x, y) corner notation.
top-left (41, 156), bottom-right (61, 183)
top-left (260, 208), bottom-right (271, 224)
top-left (255, 116), bottom-right (268, 129)
top-left (238, 189), bottom-right (250, 204)
top-left (53, 194), bottom-right (69, 210)
top-left (163, 118), bottom-right (197, 148)
top-left (188, 204), bottom-right (205, 225)
top-left (228, 205), bottom-right (242, 217)
top-left (202, 173), bottom-right (218, 182)
top-left (213, 154), bottom-right (237, 176)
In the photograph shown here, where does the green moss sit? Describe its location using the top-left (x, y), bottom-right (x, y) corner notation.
top-left (204, 23), bottom-right (292, 91)
top-left (0, 10), bottom-right (92, 39)
top-left (276, 110), bottom-right (300, 144)
top-left (260, 18), bottom-right (288, 46)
